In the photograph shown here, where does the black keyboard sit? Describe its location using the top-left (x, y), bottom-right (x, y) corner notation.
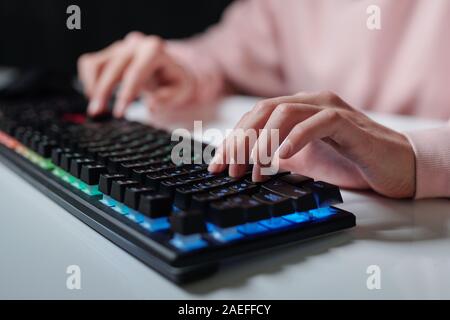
top-left (0, 95), bottom-right (356, 283)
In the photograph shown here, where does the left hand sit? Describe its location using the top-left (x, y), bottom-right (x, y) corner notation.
top-left (208, 91), bottom-right (416, 198)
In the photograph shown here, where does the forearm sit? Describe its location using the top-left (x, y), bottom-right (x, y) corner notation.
top-left (405, 124), bottom-right (450, 199)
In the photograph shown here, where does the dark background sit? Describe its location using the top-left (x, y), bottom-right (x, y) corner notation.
top-left (0, 0), bottom-right (234, 73)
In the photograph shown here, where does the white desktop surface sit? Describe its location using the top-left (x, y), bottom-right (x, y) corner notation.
top-left (1, 96), bottom-right (450, 299)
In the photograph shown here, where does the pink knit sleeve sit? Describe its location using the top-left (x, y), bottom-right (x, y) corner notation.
top-left (405, 124), bottom-right (450, 199)
top-left (165, 0), bottom-right (286, 107)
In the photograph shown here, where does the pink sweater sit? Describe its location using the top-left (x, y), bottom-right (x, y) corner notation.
top-left (167, 0), bottom-right (450, 199)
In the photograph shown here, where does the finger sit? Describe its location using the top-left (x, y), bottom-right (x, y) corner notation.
top-left (78, 53), bottom-right (108, 99)
top-left (88, 49), bottom-right (134, 116)
top-left (217, 97), bottom-right (299, 177)
top-left (78, 41), bottom-right (121, 99)
top-left (251, 103), bottom-right (320, 177)
top-left (294, 90), bottom-right (351, 109)
top-left (147, 78), bottom-right (191, 112)
top-left (275, 109), bottom-right (366, 161)
top-left (208, 140), bottom-right (227, 173)
top-left (210, 92), bottom-right (352, 176)
top-left (114, 39), bottom-right (164, 117)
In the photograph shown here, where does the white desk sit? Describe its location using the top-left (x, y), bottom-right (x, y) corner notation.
top-left (1, 96), bottom-right (449, 299)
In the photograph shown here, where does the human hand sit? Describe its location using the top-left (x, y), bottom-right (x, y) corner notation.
top-left (208, 91), bottom-right (415, 198)
top-left (77, 32), bottom-right (195, 118)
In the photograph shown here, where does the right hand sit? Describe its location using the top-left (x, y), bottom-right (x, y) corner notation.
top-left (78, 32), bottom-right (195, 117)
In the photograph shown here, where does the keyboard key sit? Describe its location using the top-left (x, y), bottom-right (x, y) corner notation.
top-left (98, 174), bottom-right (126, 195)
top-left (252, 190), bottom-right (294, 217)
top-left (309, 207), bottom-right (337, 219)
top-left (190, 192), bottom-right (221, 211)
top-left (159, 171), bottom-right (217, 195)
top-left (70, 158), bottom-right (94, 178)
top-left (110, 180), bottom-right (139, 202)
top-left (37, 139), bottom-right (57, 158)
top-left (189, 180), bottom-right (258, 211)
top-left (138, 194), bottom-right (173, 218)
top-left (173, 185), bottom-right (203, 209)
top-left (280, 173), bottom-right (314, 187)
top-left (169, 233), bottom-right (208, 252)
top-left (51, 148), bottom-right (71, 166)
top-left (123, 186), bottom-right (154, 210)
top-left (262, 179), bottom-right (317, 212)
top-left (304, 181), bottom-right (343, 206)
top-left (80, 164), bottom-right (107, 185)
top-left (227, 195), bottom-right (270, 222)
top-left (229, 180), bottom-right (259, 195)
top-left (208, 200), bottom-right (245, 228)
top-left (169, 210), bottom-right (207, 235)
top-left (60, 153), bottom-right (83, 172)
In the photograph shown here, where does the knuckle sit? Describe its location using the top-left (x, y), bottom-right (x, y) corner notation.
top-left (320, 90), bottom-right (340, 104)
top-left (144, 36), bottom-right (164, 51)
top-left (122, 33), bottom-right (146, 51)
top-left (78, 53), bottom-right (93, 67)
top-left (252, 100), bottom-right (271, 113)
top-left (241, 111), bottom-right (252, 121)
top-left (125, 31), bottom-right (144, 42)
top-left (292, 123), bottom-right (306, 136)
top-left (323, 108), bottom-right (341, 122)
top-left (274, 103), bottom-right (295, 116)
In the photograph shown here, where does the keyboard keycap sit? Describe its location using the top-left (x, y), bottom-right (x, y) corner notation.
top-left (138, 194), bottom-right (173, 218)
top-left (252, 190), bottom-right (294, 217)
top-left (304, 181), bottom-right (343, 206)
top-left (208, 201), bottom-right (245, 228)
top-left (110, 180), bottom-right (139, 202)
top-left (80, 164), bottom-right (108, 185)
top-left (169, 210), bottom-right (207, 235)
top-left (70, 158), bottom-right (94, 178)
top-left (123, 186), bottom-right (154, 209)
top-left (280, 173), bottom-right (314, 187)
top-left (60, 153), bottom-right (83, 172)
top-left (262, 179), bottom-right (317, 212)
top-left (227, 195), bottom-right (270, 222)
top-left (51, 148), bottom-right (70, 166)
top-left (98, 174), bottom-right (126, 195)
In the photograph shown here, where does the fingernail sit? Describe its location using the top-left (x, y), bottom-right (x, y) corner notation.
top-left (208, 151), bottom-right (223, 172)
top-left (270, 153), bottom-right (280, 173)
top-left (229, 157), bottom-right (239, 177)
top-left (208, 162), bottom-right (221, 173)
top-left (277, 139), bottom-right (293, 159)
top-left (252, 164), bottom-right (263, 182)
top-left (250, 147), bottom-right (256, 164)
top-left (88, 99), bottom-right (101, 115)
top-left (113, 101), bottom-right (125, 118)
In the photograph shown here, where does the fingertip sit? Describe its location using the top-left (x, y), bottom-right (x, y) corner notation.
top-left (229, 166), bottom-right (239, 178)
top-left (277, 139), bottom-right (293, 159)
top-left (87, 99), bottom-right (102, 116)
top-left (207, 162), bottom-right (225, 173)
top-left (252, 164), bottom-right (263, 182)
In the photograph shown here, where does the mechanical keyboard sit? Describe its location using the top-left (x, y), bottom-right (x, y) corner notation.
top-left (0, 95), bottom-right (356, 283)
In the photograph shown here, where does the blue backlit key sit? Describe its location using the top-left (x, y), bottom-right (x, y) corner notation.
top-left (283, 211), bottom-right (310, 224)
top-left (169, 210), bottom-right (208, 251)
top-left (309, 207), bottom-right (337, 219)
